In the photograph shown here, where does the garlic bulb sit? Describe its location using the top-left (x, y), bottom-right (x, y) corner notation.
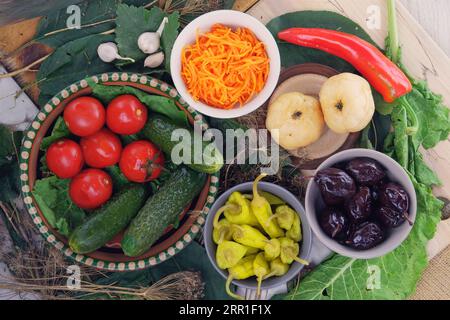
top-left (137, 17), bottom-right (168, 54)
top-left (97, 42), bottom-right (135, 63)
top-left (144, 52), bottom-right (165, 68)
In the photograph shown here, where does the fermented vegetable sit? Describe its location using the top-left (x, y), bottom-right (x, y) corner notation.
top-left (266, 92), bottom-right (325, 150)
top-left (319, 73), bottom-right (375, 134)
top-left (213, 192), bottom-right (259, 228)
top-left (268, 205), bottom-right (296, 230)
top-left (253, 253), bottom-right (270, 298)
top-left (279, 237), bottom-right (309, 266)
top-left (226, 255), bottom-right (257, 300)
top-left (216, 241), bottom-right (248, 269)
top-left (231, 224), bottom-right (268, 250)
top-left (181, 24), bottom-right (269, 109)
top-left (213, 219), bottom-right (233, 244)
top-left (250, 174), bottom-right (284, 238)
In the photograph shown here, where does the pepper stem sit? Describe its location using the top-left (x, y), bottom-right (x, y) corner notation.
top-left (226, 275), bottom-right (244, 300)
top-left (213, 204), bottom-right (240, 229)
top-left (293, 256), bottom-right (310, 266)
top-left (218, 229), bottom-right (226, 244)
top-left (263, 271), bottom-right (276, 280)
top-left (252, 173), bottom-right (268, 202)
top-left (266, 214), bottom-right (278, 227)
top-left (256, 277), bottom-right (263, 299)
top-left (285, 248), bottom-right (310, 265)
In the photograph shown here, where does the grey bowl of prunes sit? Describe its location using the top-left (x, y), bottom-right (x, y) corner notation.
top-left (305, 149), bottom-right (417, 259)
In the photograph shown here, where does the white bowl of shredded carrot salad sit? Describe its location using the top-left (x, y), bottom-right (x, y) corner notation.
top-left (170, 10), bottom-right (281, 119)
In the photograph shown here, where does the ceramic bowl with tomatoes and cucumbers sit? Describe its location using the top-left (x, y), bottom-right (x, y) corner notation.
top-left (20, 73), bottom-right (223, 271)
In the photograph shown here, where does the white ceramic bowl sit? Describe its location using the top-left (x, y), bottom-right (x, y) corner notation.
top-left (170, 10), bottom-right (281, 119)
top-left (305, 149), bottom-right (417, 259)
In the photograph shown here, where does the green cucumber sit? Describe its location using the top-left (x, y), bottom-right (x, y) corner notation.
top-left (141, 114), bottom-right (223, 174)
top-left (105, 165), bottom-right (130, 192)
top-left (69, 184), bottom-right (148, 254)
top-left (121, 166), bottom-right (207, 257)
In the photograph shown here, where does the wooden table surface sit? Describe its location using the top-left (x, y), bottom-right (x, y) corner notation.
top-left (401, 0), bottom-right (450, 57)
top-left (0, 0), bottom-right (449, 300)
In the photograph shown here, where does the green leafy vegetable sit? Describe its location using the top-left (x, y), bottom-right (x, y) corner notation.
top-left (37, 33), bottom-right (115, 106)
top-left (34, 0), bottom-right (153, 48)
top-left (40, 117), bottom-right (70, 150)
top-left (115, 4), bottom-right (179, 68)
top-left (161, 10), bottom-right (180, 71)
top-left (32, 176), bottom-right (86, 237)
top-left (91, 83), bottom-right (188, 127)
top-left (36, 0), bottom-right (117, 48)
top-left (408, 84), bottom-right (450, 150)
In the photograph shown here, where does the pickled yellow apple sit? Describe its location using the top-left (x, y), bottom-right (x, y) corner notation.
top-left (319, 73), bottom-right (375, 134)
top-left (266, 92), bottom-right (325, 150)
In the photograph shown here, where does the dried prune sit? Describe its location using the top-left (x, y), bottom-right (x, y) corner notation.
top-left (375, 206), bottom-right (407, 228)
top-left (379, 182), bottom-right (409, 213)
top-left (315, 168), bottom-right (356, 206)
top-left (346, 187), bottom-right (372, 222)
top-left (345, 158), bottom-right (386, 186)
top-left (347, 221), bottom-right (384, 250)
top-left (319, 207), bottom-right (349, 240)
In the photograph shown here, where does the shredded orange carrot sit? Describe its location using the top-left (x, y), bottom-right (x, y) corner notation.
top-left (181, 24), bottom-right (270, 110)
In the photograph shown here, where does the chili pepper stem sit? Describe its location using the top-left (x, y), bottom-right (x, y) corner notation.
top-left (213, 204), bottom-right (240, 229)
top-left (218, 230), bottom-right (225, 244)
top-left (294, 257), bottom-right (310, 266)
top-left (256, 278), bottom-right (262, 299)
top-left (266, 214), bottom-right (278, 227)
top-left (263, 272), bottom-right (276, 280)
top-left (252, 173), bottom-right (268, 202)
top-left (285, 248), bottom-right (310, 265)
top-left (226, 275), bottom-right (244, 300)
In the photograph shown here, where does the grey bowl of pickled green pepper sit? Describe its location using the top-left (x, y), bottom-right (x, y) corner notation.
top-left (204, 181), bottom-right (313, 294)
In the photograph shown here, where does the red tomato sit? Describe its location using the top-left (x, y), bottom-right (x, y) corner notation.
top-left (119, 140), bottom-right (165, 183)
top-left (64, 96), bottom-right (106, 137)
top-left (106, 95), bottom-right (148, 135)
top-left (80, 128), bottom-right (122, 168)
top-left (69, 169), bottom-right (113, 209)
top-left (46, 139), bottom-right (84, 179)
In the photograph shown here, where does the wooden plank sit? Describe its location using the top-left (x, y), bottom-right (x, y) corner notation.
top-left (401, 0), bottom-right (450, 56)
top-left (247, 0), bottom-right (450, 259)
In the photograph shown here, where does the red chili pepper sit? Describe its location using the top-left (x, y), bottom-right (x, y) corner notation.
top-left (278, 28), bottom-right (412, 103)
